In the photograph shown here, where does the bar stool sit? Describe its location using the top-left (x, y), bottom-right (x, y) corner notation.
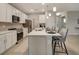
top-left (52, 28), bottom-right (68, 55)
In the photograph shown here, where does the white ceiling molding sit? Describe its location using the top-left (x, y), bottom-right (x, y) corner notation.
top-left (10, 3), bottom-right (79, 14)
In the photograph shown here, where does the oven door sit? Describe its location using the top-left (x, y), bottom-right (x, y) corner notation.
top-left (17, 32), bottom-right (23, 41)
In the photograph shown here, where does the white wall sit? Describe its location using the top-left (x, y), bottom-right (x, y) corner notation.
top-left (29, 14), bottom-right (39, 29)
top-left (56, 16), bottom-right (62, 28)
top-left (45, 12), bottom-right (56, 29)
top-left (29, 11), bottom-right (57, 30)
top-left (67, 11), bottom-right (79, 35)
top-left (39, 15), bottom-right (45, 23)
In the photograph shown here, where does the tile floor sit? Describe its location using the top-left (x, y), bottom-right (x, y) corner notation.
top-left (3, 35), bottom-right (79, 55)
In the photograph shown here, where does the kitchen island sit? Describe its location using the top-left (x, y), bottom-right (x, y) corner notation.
top-left (28, 28), bottom-right (61, 55)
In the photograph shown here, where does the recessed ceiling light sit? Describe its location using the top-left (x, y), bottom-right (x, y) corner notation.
top-left (53, 7), bottom-right (56, 12)
top-left (48, 13), bottom-right (51, 16)
top-left (56, 12), bottom-right (60, 16)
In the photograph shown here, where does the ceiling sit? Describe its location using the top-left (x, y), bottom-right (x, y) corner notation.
top-left (10, 3), bottom-right (79, 14)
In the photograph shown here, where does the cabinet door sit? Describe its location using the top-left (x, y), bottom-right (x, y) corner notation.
top-left (5, 32), bottom-right (12, 49)
top-left (18, 10), bottom-right (21, 17)
top-left (16, 9), bottom-right (21, 17)
top-left (0, 35), bottom-right (6, 54)
top-left (20, 13), bottom-right (25, 23)
top-left (19, 12), bottom-right (22, 23)
top-left (23, 14), bottom-right (26, 23)
top-left (15, 8), bottom-right (21, 16)
top-left (12, 7), bottom-right (17, 16)
top-left (0, 4), bottom-right (7, 22)
top-left (23, 28), bottom-right (28, 38)
top-left (11, 31), bottom-right (17, 46)
top-left (6, 4), bottom-right (12, 22)
top-left (25, 14), bottom-right (29, 19)
top-left (28, 36), bottom-right (47, 55)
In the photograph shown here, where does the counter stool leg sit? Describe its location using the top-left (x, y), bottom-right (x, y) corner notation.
top-left (63, 42), bottom-right (68, 55)
top-left (60, 42), bottom-right (63, 51)
top-left (53, 41), bottom-right (56, 55)
top-left (52, 40), bottom-right (54, 54)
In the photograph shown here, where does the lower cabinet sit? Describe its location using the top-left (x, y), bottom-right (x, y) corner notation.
top-left (23, 28), bottom-right (28, 38)
top-left (5, 32), bottom-right (12, 49)
top-left (28, 36), bottom-right (52, 55)
top-left (5, 31), bottom-right (17, 50)
top-left (28, 36), bottom-right (47, 55)
top-left (0, 35), bottom-right (6, 54)
top-left (11, 31), bottom-right (17, 46)
top-left (0, 31), bottom-right (17, 54)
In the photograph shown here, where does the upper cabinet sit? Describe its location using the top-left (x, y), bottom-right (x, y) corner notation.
top-left (25, 14), bottom-right (28, 19)
top-left (15, 9), bottom-right (21, 17)
top-left (20, 13), bottom-right (28, 23)
top-left (0, 3), bottom-right (29, 23)
top-left (20, 12), bottom-right (25, 23)
top-left (12, 7), bottom-right (17, 16)
top-left (0, 4), bottom-right (7, 22)
top-left (6, 4), bottom-right (13, 22)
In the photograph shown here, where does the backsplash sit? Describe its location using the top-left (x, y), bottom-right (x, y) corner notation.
top-left (0, 22), bottom-right (23, 31)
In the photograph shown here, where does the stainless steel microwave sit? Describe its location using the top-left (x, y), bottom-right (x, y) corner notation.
top-left (12, 15), bottom-right (20, 23)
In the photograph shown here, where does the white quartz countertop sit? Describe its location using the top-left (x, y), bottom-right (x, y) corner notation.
top-left (0, 30), bottom-right (16, 35)
top-left (28, 29), bottom-right (61, 36)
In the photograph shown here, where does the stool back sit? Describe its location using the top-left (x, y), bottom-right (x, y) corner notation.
top-left (59, 28), bottom-right (68, 41)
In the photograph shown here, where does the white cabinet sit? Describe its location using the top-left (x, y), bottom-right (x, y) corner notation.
top-left (28, 36), bottom-right (52, 55)
top-left (23, 28), bottom-right (28, 38)
top-left (27, 15), bottom-right (31, 20)
top-left (16, 9), bottom-right (21, 16)
top-left (0, 4), bottom-right (16, 22)
top-left (22, 14), bottom-right (26, 23)
top-left (11, 31), bottom-right (17, 46)
top-left (18, 10), bottom-right (22, 17)
top-left (28, 36), bottom-right (47, 55)
top-left (15, 8), bottom-right (18, 16)
top-left (6, 4), bottom-right (13, 22)
top-left (5, 32), bottom-right (12, 49)
top-left (12, 7), bottom-right (19, 16)
top-left (0, 35), bottom-right (6, 54)
top-left (0, 3), bottom-right (29, 23)
top-left (20, 13), bottom-right (25, 23)
top-left (0, 3), bottom-right (12, 22)
top-left (14, 8), bottom-right (22, 17)
top-left (5, 31), bottom-right (17, 49)
top-left (12, 7), bottom-right (17, 16)
top-left (0, 4), bottom-right (7, 22)
top-left (25, 14), bottom-right (28, 19)
top-left (0, 31), bottom-right (17, 54)
top-left (19, 12), bottom-right (23, 23)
